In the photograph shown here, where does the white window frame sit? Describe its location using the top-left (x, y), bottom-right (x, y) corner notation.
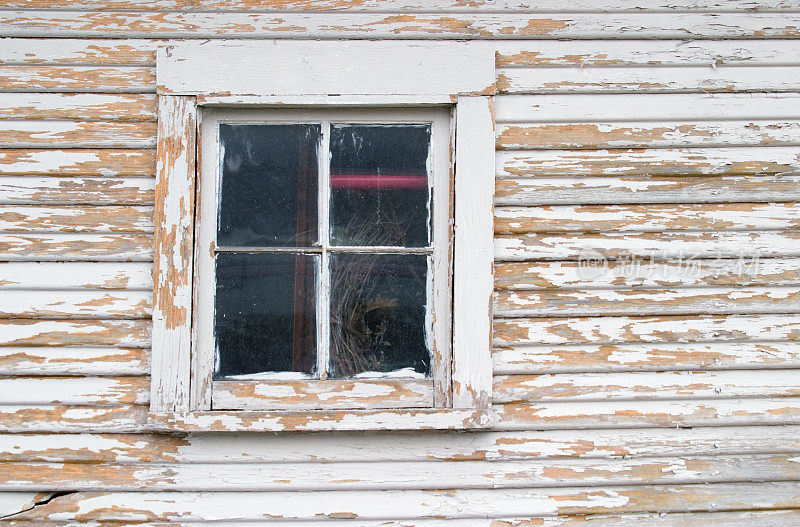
top-left (150, 41), bottom-right (495, 432)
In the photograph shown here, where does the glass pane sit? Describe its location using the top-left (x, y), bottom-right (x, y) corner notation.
top-left (329, 253), bottom-right (430, 378)
top-left (218, 124), bottom-right (320, 248)
top-left (329, 125), bottom-right (431, 247)
top-left (214, 252), bottom-right (317, 378)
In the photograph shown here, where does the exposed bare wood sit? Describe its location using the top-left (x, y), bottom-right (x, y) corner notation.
top-left (0, 346), bottom-right (148, 375)
top-left (0, 120), bottom-right (155, 148)
top-left (0, 290), bottom-right (151, 319)
top-left (0, 319), bottom-right (150, 347)
top-left (0, 149), bottom-right (155, 177)
top-left (494, 175), bottom-right (800, 206)
top-left (494, 370), bottom-right (800, 403)
top-left (0, 262), bottom-right (152, 290)
top-left (0, 65), bottom-right (154, 92)
top-left (0, 404), bottom-right (147, 432)
top-left (0, 38), bottom-right (158, 65)
top-left (495, 230), bottom-right (800, 261)
top-left (0, 176), bottom-right (155, 205)
top-left (493, 341), bottom-right (800, 374)
top-left (0, 233), bottom-right (152, 261)
top-left (0, 93), bottom-right (157, 121)
top-left (0, 376), bottom-right (148, 405)
top-left (0, 205), bottom-right (153, 233)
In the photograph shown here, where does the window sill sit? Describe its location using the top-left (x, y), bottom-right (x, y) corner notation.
top-left (148, 408), bottom-right (492, 432)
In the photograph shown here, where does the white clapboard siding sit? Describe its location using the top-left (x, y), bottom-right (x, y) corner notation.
top-left (0, 262), bottom-right (152, 290)
top-left (497, 66), bottom-right (800, 94)
top-left (0, 149), bottom-right (155, 177)
top-left (0, 346), bottom-right (149, 376)
top-left (0, 319), bottom-right (151, 347)
top-left (492, 314), bottom-right (800, 346)
top-left (0, 120), bottom-right (156, 148)
top-left (0, 65), bottom-right (155, 92)
top-left (493, 370), bottom-right (800, 403)
top-left (0, 38), bottom-right (158, 65)
top-left (3, 12), bottom-right (800, 39)
top-left (6, 483), bottom-right (800, 521)
top-left (0, 233), bottom-right (153, 261)
top-left (0, 176), bottom-right (155, 205)
top-left (0, 93), bottom-right (157, 121)
top-left (3, 454), bottom-right (799, 491)
top-left (0, 405), bottom-right (148, 433)
top-left (3, 425), bottom-right (799, 463)
top-left (0, 376), bottom-right (148, 405)
top-left (494, 258), bottom-right (800, 290)
top-left (494, 175), bottom-right (800, 206)
top-left (494, 93), bottom-right (800, 122)
top-left (496, 148), bottom-right (800, 178)
top-left (0, 205), bottom-right (153, 233)
top-left (496, 121), bottom-right (800, 150)
top-left (0, 290), bottom-right (152, 319)
top-left (493, 341), bottom-right (800, 374)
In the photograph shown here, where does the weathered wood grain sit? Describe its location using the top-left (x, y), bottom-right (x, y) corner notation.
top-left (492, 314), bottom-right (800, 346)
top-left (494, 370), bottom-right (800, 403)
top-left (0, 38), bottom-right (158, 65)
top-left (496, 148), bottom-right (800, 178)
top-left (0, 262), bottom-right (152, 290)
top-left (494, 258), bottom-right (800, 290)
top-left (493, 341), bottom-right (800, 374)
top-left (0, 376), bottom-right (148, 405)
top-left (494, 175), bottom-right (800, 206)
top-left (0, 65), bottom-right (154, 92)
top-left (7, 482), bottom-right (800, 520)
top-left (0, 176), bottom-right (155, 205)
top-left (3, 12), bottom-right (800, 39)
top-left (0, 346), bottom-right (148, 375)
top-left (497, 66), bottom-right (800, 94)
top-left (0, 290), bottom-right (151, 319)
top-left (496, 121), bottom-right (800, 150)
top-left (0, 233), bottom-right (152, 261)
top-left (0, 93), bottom-right (157, 121)
top-left (0, 205), bottom-right (153, 233)
top-left (0, 404), bottom-right (147, 432)
top-left (495, 230), bottom-right (800, 261)
top-left (0, 120), bottom-right (155, 148)
top-left (0, 149), bottom-right (155, 177)
top-left (0, 319), bottom-right (150, 347)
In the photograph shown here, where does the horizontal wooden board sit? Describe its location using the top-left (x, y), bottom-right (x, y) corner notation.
top-left (496, 121), bottom-right (800, 150)
top-left (494, 286), bottom-right (800, 317)
top-left (0, 319), bottom-right (151, 347)
top-left (0, 176), bottom-right (155, 205)
top-left (497, 66), bottom-right (800, 94)
top-left (0, 38), bottom-right (158, 65)
top-left (3, 424), bottom-right (799, 463)
top-left (3, 12), bottom-right (800, 39)
top-left (493, 341), bottom-right (800, 374)
top-left (495, 203), bottom-right (800, 234)
top-left (496, 148), bottom-right (800, 177)
top-left (494, 175), bottom-right (800, 206)
top-left (495, 230), bottom-right (800, 261)
top-left (3, 453), bottom-right (799, 491)
top-left (494, 370), bottom-right (800, 403)
top-left (494, 258), bottom-right (800, 290)
top-left (0, 290), bottom-right (152, 318)
top-left (213, 379), bottom-right (434, 411)
top-left (494, 93), bottom-right (800, 122)
top-left (0, 233), bottom-right (153, 261)
top-left (0, 65), bottom-right (155, 92)
top-left (0, 205), bottom-right (153, 233)
top-left (0, 376), bottom-right (148, 405)
top-left (0, 404), bottom-right (147, 432)
top-left (0, 149), bottom-right (155, 177)
top-left (492, 314), bottom-right (800, 346)
top-left (6, 482), bottom-right (800, 520)
top-left (0, 93), bottom-right (157, 121)
top-left (0, 346), bottom-right (148, 375)
top-left (0, 262), bottom-right (152, 290)
top-left (495, 40), bottom-right (800, 67)
top-left (0, 120), bottom-right (155, 148)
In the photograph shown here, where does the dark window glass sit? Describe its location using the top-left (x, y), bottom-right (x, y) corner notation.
top-left (329, 125), bottom-right (431, 247)
top-left (214, 252), bottom-right (317, 378)
top-left (329, 253), bottom-right (429, 378)
top-left (218, 124), bottom-right (320, 248)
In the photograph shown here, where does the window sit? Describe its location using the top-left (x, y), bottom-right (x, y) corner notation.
top-left (150, 41), bottom-right (495, 431)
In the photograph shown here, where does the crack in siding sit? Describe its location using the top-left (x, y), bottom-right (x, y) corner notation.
top-left (0, 491), bottom-right (76, 520)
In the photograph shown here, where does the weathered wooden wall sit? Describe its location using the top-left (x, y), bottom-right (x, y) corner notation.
top-left (1, 2), bottom-right (800, 524)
